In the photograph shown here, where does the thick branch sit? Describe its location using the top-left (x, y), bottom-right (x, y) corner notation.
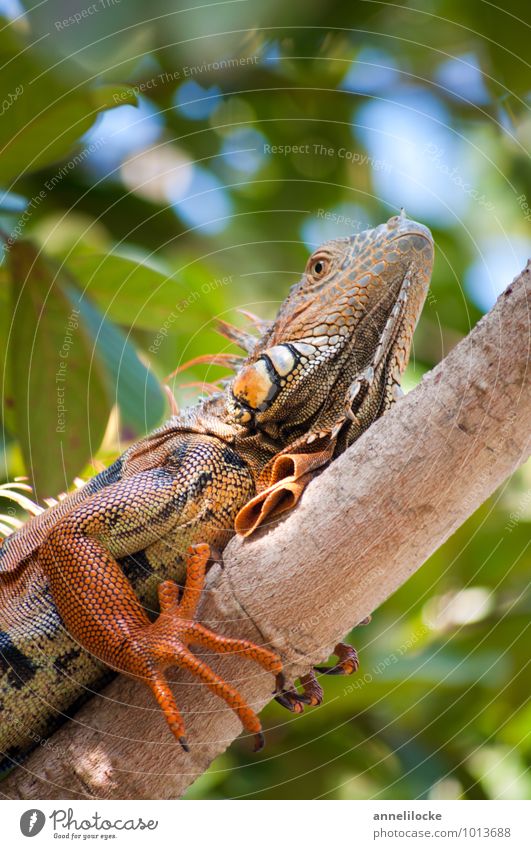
top-left (3, 264), bottom-right (530, 800)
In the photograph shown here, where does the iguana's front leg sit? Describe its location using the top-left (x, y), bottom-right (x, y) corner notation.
top-left (39, 467), bottom-right (283, 751)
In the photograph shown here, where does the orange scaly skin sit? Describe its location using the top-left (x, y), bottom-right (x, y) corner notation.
top-left (0, 213), bottom-right (434, 774)
top-left (43, 534), bottom-right (281, 752)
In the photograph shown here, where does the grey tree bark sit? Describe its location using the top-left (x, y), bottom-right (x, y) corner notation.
top-left (2, 264), bottom-right (530, 800)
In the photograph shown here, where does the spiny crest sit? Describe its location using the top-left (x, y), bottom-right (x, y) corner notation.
top-left (163, 309), bottom-right (272, 405)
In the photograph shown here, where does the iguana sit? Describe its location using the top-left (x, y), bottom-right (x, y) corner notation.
top-left (0, 212), bottom-right (434, 773)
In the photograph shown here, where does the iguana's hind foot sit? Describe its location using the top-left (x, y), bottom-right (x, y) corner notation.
top-left (140, 544), bottom-right (283, 752)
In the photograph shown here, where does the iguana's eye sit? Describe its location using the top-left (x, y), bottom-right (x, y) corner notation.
top-left (307, 253), bottom-right (330, 280)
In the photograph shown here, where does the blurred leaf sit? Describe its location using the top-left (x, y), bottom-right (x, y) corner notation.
top-left (68, 284), bottom-right (166, 435)
top-left (0, 27), bottom-right (137, 184)
top-left (68, 252), bottom-right (181, 330)
top-left (6, 240), bottom-right (110, 499)
top-left (0, 273), bottom-right (15, 434)
top-left (89, 85), bottom-right (138, 110)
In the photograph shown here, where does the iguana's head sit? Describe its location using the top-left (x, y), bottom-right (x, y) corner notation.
top-left (227, 211), bottom-right (434, 446)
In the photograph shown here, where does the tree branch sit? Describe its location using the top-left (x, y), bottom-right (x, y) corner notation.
top-left (2, 264), bottom-right (530, 800)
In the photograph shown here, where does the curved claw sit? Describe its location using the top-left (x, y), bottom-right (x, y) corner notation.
top-left (274, 689), bottom-right (308, 713)
top-left (273, 671), bottom-right (286, 694)
top-left (300, 671), bottom-right (324, 706)
top-left (314, 642), bottom-right (359, 676)
top-left (274, 670), bottom-right (323, 713)
top-left (253, 731), bottom-right (265, 752)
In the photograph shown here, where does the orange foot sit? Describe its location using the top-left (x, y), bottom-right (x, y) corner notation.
top-left (275, 642), bottom-right (361, 714)
top-left (40, 503), bottom-right (284, 753)
top-left (128, 544), bottom-right (284, 752)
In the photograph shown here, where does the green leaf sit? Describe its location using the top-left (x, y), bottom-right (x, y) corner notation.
top-left (6, 241), bottom-right (111, 500)
top-left (66, 284), bottom-right (166, 436)
top-left (0, 27), bottom-right (137, 184)
top-left (68, 253), bottom-right (183, 330)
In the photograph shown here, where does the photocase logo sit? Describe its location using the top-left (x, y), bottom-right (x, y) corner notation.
top-left (20, 809), bottom-right (46, 837)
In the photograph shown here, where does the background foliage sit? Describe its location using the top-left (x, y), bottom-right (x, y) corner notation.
top-left (0, 0), bottom-right (529, 800)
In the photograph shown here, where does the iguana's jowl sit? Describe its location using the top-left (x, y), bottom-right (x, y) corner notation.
top-left (0, 213), bottom-right (433, 773)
